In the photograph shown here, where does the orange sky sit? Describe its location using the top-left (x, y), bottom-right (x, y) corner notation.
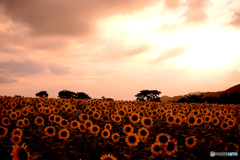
top-left (0, 0), bottom-right (240, 100)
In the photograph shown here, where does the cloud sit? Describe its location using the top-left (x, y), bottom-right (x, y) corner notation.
top-left (164, 0), bottom-right (181, 9)
top-left (184, 0), bottom-right (210, 23)
top-left (47, 64), bottom-right (71, 75)
top-left (0, 75), bottom-right (18, 83)
top-left (0, 59), bottom-right (45, 76)
top-left (151, 45), bottom-right (188, 63)
top-left (0, 0), bottom-right (158, 37)
top-left (229, 12), bottom-right (240, 28)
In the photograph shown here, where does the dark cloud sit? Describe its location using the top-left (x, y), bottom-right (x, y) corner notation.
top-left (151, 45), bottom-right (188, 63)
top-left (230, 12), bottom-right (240, 28)
top-left (0, 75), bottom-right (18, 83)
top-left (184, 0), bottom-right (210, 23)
top-left (0, 59), bottom-right (45, 76)
top-left (0, 0), bottom-right (158, 37)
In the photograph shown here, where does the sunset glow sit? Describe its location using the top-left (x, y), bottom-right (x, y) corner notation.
top-left (0, 0), bottom-right (240, 100)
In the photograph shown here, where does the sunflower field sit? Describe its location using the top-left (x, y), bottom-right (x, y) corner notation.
top-left (0, 96), bottom-right (239, 160)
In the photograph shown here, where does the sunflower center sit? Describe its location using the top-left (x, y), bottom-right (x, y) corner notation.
top-left (223, 123), bottom-right (228, 128)
top-left (72, 122), bottom-right (78, 127)
top-left (167, 142), bottom-right (175, 151)
top-left (187, 138), bottom-right (194, 145)
top-left (62, 120), bottom-right (67, 125)
top-left (80, 125), bottom-right (85, 130)
top-left (140, 130), bottom-right (147, 136)
top-left (61, 131), bottom-right (67, 137)
top-left (176, 119), bottom-right (180, 123)
top-left (159, 136), bottom-right (168, 143)
top-left (129, 136), bottom-right (136, 143)
top-left (154, 145), bottom-right (161, 152)
top-left (14, 136), bottom-right (20, 142)
top-left (83, 115), bottom-right (88, 120)
top-left (37, 119), bottom-right (42, 123)
top-left (114, 135), bottom-right (118, 139)
top-left (47, 128), bottom-right (54, 134)
top-left (103, 131), bottom-right (108, 136)
top-left (93, 127), bottom-right (98, 132)
top-left (168, 117), bottom-right (174, 122)
top-left (189, 117), bottom-right (195, 124)
top-left (18, 148), bottom-right (29, 160)
top-left (144, 119), bottom-right (151, 125)
top-left (56, 117), bottom-right (60, 122)
top-left (103, 116), bottom-right (109, 121)
top-left (4, 119), bottom-right (9, 123)
top-left (132, 115), bottom-right (138, 121)
top-left (12, 114), bottom-right (16, 118)
top-left (125, 127), bottom-right (131, 132)
top-left (115, 117), bottom-right (120, 121)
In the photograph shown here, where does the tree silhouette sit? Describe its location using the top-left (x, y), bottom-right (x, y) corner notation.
top-left (58, 90), bottom-right (76, 99)
top-left (75, 92), bottom-right (91, 99)
top-left (36, 91), bottom-right (48, 98)
top-left (135, 90), bottom-right (161, 102)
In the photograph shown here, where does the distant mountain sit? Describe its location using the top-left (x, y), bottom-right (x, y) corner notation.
top-left (160, 84), bottom-right (240, 102)
top-left (200, 84), bottom-right (240, 98)
top-left (161, 96), bottom-right (171, 102)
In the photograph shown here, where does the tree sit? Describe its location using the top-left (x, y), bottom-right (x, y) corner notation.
top-left (58, 90), bottom-right (76, 99)
top-left (36, 91), bottom-right (48, 98)
top-left (135, 90), bottom-right (161, 102)
top-left (75, 92), bottom-right (91, 99)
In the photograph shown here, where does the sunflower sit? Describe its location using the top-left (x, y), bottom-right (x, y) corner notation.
top-left (84, 120), bottom-right (92, 129)
top-left (212, 118), bottom-right (220, 126)
top-left (11, 143), bottom-right (30, 160)
top-left (204, 116), bottom-right (211, 123)
top-left (60, 119), bottom-right (69, 128)
top-left (54, 115), bottom-right (62, 124)
top-left (156, 133), bottom-right (170, 146)
top-left (29, 107), bottom-right (35, 114)
top-left (129, 113), bottom-right (140, 124)
top-left (101, 129), bottom-right (111, 139)
top-left (89, 125), bottom-right (100, 135)
top-left (113, 114), bottom-right (122, 123)
top-left (123, 124), bottom-right (134, 135)
top-left (70, 120), bottom-right (79, 129)
top-left (0, 126), bottom-right (8, 138)
top-left (151, 142), bottom-right (163, 156)
top-left (23, 118), bottom-right (30, 127)
top-left (227, 119), bottom-right (235, 127)
top-left (101, 115), bottom-right (110, 123)
top-left (34, 116), bottom-right (44, 126)
top-left (2, 117), bottom-right (10, 126)
top-left (118, 109), bottom-right (126, 117)
top-left (141, 117), bottom-right (153, 128)
top-left (58, 129), bottom-right (70, 140)
top-left (16, 119), bottom-right (24, 128)
top-left (12, 128), bottom-right (23, 137)
top-left (174, 117), bottom-right (182, 125)
top-left (125, 133), bottom-right (139, 147)
top-left (48, 114), bottom-right (55, 123)
top-left (111, 133), bottom-right (120, 143)
top-left (165, 139), bottom-right (178, 155)
top-left (104, 123), bottom-right (112, 130)
top-left (21, 109), bottom-right (29, 116)
top-left (79, 114), bottom-right (89, 122)
top-left (221, 122), bottom-right (229, 130)
top-left (78, 123), bottom-right (86, 133)
top-left (204, 124), bottom-right (211, 130)
top-left (93, 112), bottom-right (101, 120)
top-left (137, 127), bottom-right (149, 141)
top-left (11, 135), bottom-right (22, 144)
top-left (100, 153), bottom-right (117, 160)
top-left (10, 112), bottom-right (18, 120)
top-left (185, 136), bottom-right (197, 148)
top-left (44, 126), bottom-right (56, 137)
top-left (186, 116), bottom-right (197, 126)
top-left (166, 114), bottom-right (175, 124)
